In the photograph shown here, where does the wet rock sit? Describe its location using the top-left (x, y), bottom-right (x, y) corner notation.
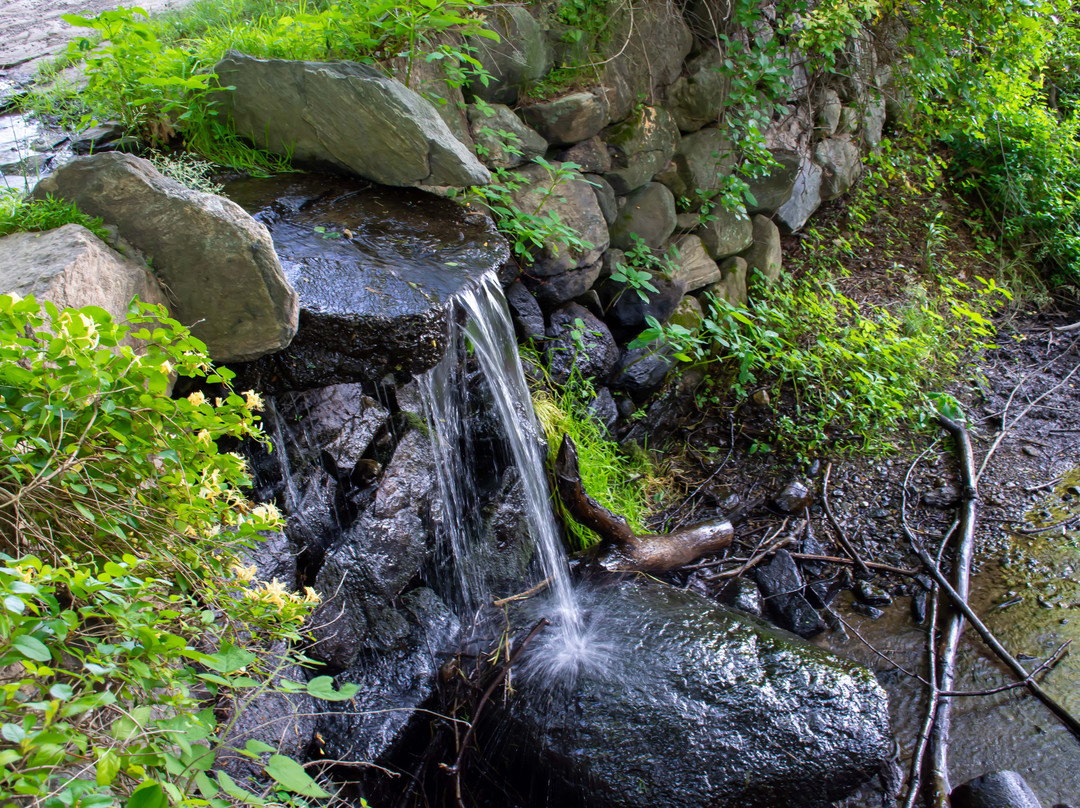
top-left (854, 579), bottom-right (893, 607)
top-left (586, 386), bottom-right (619, 433)
top-left (609, 182), bottom-right (678, 251)
top-left (852, 603), bottom-right (885, 619)
top-left (225, 176), bottom-right (508, 391)
top-left (510, 162), bottom-right (609, 276)
top-left (467, 6), bottom-right (553, 105)
top-left (275, 384), bottom-right (389, 478)
top-left (775, 157), bottom-right (823, 233)
top-left (774, 480), bottom-right (812, 513)
top-left (951, 771), bottom-right (1043, 808)
top-left (601, 269), bottom-right (685, 338)
top-left (33, 153), bottom-right (297, 363)
top-left (694, 205), bottom-right (753, 260)
top-left (912, 590), bottom-right (929, 624)
top-left (727, 577), bottom-right (764, 616)
top-left (215, 51), bottom-right (489, 187)
top-left (666, 49), bottom-right (729, 133)
top-left (670, 234), bottom-right (721, 292)
top-left (656, 127), bottom-right (736, 199)
top-left (219, 644), bottom-right (315, 785)
top-left (236, 530), bottom-right (297, 592)
top-left (745, 214), bottom-right (783, 286)
top-left (468, 103), bottom-right (547, 169)
top-left (506, 279), bottom-right (545, 342)
top-left (603, 106), bottom-right (680, 195)
top-left (755, 549), bottom-right (826, 637)
top-left (815, 137), bottom-right (863, 201)
top-left (474, 469), bottom-right (537, 599)
top-left (317, 588), bottom-right (460, 768)
top-left (496, 579), bottom-right (892, 808)
top-left (310, 430), bottom-right (437, 666)
top-left (0, 224), bottom-right (164, 349)
top-left (545, 302), bottom-right (619, 384)
top-left (529, 260), bottom-right (604, 309)
top-left (743, 150), bottom-right (801, 214)
top-left (71, 122), bottom-right (125, 154)
top-left (610, 341), bottom-right (674, 399)
top-left (922, 484), bottom-right (960, 508)
top-left (520, 90), bottom-right (609, 146)
top-left (559, 136), bottom-right (612, 174)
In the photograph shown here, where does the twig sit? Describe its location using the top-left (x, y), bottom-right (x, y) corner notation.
top-left (1052, 321), bottom-right (1080, 332)
top-left (441, 618), bottom-right (550, 807)
top-left (901, 575), bottom-right (939, 808)
top-left (939, 640), bottom-right (1070, 696)
top-left (1025, 476), bottom-right (1065, 492)
top-left (787, 553), bottom-right (920, 577)
top-left (822, 462), bottom-right (872, 577)
top-left (705, 519), bottom-right (794, 580)
top-left (491, 578), bottom-right (550, 607)
top-left (1009, 513), bottom-right (1080, 536)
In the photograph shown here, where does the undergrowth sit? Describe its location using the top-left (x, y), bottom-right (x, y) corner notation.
top-left (0, 192), bottom-right (110, 242)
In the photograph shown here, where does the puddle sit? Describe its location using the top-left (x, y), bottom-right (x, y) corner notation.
top-left (820, 472), bottom-right (1080, 804)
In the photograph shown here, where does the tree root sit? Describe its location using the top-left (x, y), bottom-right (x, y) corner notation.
top-left (554, 435), bottom-right (733, 572)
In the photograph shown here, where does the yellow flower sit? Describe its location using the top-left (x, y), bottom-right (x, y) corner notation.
top-left (230, 563), bottom-right (257, 583)
top-left (242, 390), bottom-right (264, 411)
top-left (159, 361), bottom-right (173, 376)
top-left (260, 578), bottom-right (288, 607)
top-left (251, 502), bottom-right (282, 524)
top-left (196, 429), bottom-right (212, 446)
top-left (187, 391), bottom-right (207, 406)
top-left (302, 587), bottom-right (322, 605)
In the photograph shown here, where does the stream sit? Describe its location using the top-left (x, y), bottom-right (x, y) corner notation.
top-left (821, 473), bottom-right (1080, 804)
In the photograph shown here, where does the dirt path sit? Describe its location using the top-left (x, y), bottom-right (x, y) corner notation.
top-left (0, 0), bottom-right (190, 82)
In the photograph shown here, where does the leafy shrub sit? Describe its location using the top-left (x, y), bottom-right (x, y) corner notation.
top-left (0, 294), bottom-right (347, 808)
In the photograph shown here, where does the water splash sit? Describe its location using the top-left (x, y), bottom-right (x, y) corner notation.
top-left (421, 272), bottom-right (597, 673)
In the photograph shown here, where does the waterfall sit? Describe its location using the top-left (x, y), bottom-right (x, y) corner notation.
top-left (420, 272), bottom-right (587, 653)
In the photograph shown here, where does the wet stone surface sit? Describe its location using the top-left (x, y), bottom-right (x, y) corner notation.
top-left (225, 173), bottom-right (510, 392)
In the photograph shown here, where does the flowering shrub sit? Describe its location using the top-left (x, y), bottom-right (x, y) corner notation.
top-left (0, 295), bottom-right (348, 808)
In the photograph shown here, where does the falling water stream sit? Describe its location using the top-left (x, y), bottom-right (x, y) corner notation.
top-left (420, 272), bottom-right (590, 665)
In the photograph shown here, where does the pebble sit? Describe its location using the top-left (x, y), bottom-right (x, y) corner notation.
top-left (852, 602), bottom-right (884, 619)
top-left (855, 579), bottom-right (893, 606)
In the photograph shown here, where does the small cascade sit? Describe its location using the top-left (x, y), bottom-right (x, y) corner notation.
top-left (421, 272), bottom-right (589, 656)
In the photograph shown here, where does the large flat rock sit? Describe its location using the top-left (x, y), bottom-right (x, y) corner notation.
top-left (225, 174), bottom-right (510, 392)
top-left (215, 51), bottom-right (489, 188)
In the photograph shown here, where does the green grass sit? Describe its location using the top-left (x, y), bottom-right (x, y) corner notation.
top-left (527, 358), bottom-right (662, 551)
top-left (0, 191), bottom-right (110, 242)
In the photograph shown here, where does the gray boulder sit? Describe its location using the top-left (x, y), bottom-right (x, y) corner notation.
top-left (586, 174), bottom-right (618, 224)
top-left (520, 90), bottom-right (609, 146)
top-left (602, 268), bottom-right (685, 337)
top-left (656, 127), bottom-right (736, 200)
top-left (597, 2), bottom-right (693, 123)
top-left (467, 6), bottom-right (553, 105)
top-left (694, 204), bottom-right (753, 260)
top-left (509, 161), bottom-right (609, 276)
top-left (0, 224), bottom-right (164, 341)
top-left (815, 137), bottom-right (863, 201)
top-left (603, 106), bottom-right (680, 195)
top-left (497, 580), bottom-right (893, 808)
top-left (670, 234), bottom-right (721, 292)
top-left (506, 279), bottom-right (546, 342)
top-left (558, 136), bottom-right (612, 174)
top-left (707, 255), bottom-right (749, 306)
top-left (666, 48), bottom-right (729, 132)
top-left (215, 51), bottom-right (489, 188)
top-left (545, 301), bottom-right (619, 383)
top-left (776, 156), bottom-right (823, 232)
top-left (816, 88), bottom-right (842, 135)
top-left (610, 182), bottom-right (677, 250)
top-left (951, 771), bottom-right (1043, 808)
top-left (611, 342), bottom-right (674, 397)
top-left (862, 92), bottom-right (887, 148)
top-left (745, 214), bottom-right (782, 286)
top-left (32, 153), bottom-right (297, 363)
top-left (743, 150), bottom-right (801, 214)
top-left (469, 103), bottom-right (547, 169)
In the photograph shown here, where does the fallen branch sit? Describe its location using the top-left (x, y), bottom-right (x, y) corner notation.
top-left (492, 577), bottom-right (550, 607)
top-left (788, 553), bottom-right (920, 577)
top-left (822, 462), bottom-right (871, 577)
top-left (555, 435), bottom-right (733, 572)
top-left (707, 522), bottom-right (796, 581)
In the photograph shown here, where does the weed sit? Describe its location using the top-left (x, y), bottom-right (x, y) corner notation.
top-left (0, 191), bottom-right (110, 242)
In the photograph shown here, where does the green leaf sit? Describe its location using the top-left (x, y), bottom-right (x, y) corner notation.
top-left (265, 755), bottom-right (330, 798)
top-left (205, 642), bottom-right (256, 674)
top-left (194, 771), bottom-right (218, 800)
top-left (13, 634), bottom-right (51, 662)
top-left (126, 782), bottom-right (167, 808)
top-left (96, 750), bottom-right (121, 786)
top-left (49, 683), bottom-right (74, 700)
top-left (306, 676), bottom-right (358, 702)
top-left (1, 723), bottom-right (26, 743)
top-left (216, 771), bottom-right (265, 805)
top-left (244, 739), bottom-right (276, 755)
